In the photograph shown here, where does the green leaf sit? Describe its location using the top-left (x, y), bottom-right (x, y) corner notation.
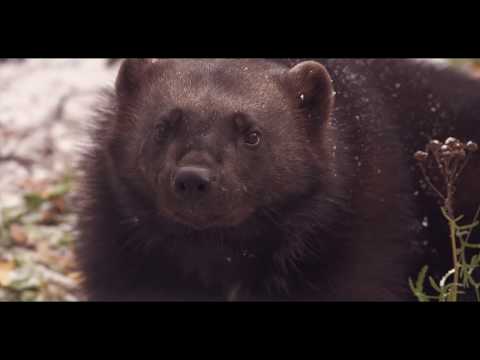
top-left (23, 193), bottom-right (45, 211)
top-left (428, 276), bottom-right (442, 293)
top-left (456, 222), bottom-right (479, 231)
top-left (45, 182), bottom-right (71, 200)
top-left (416, 265), bottom-right (429, 292)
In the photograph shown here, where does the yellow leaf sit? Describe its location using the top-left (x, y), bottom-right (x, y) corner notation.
top-left (0, 260), bottom-right (16, 287)
top-left (67, 272), bottom-right (84, 284)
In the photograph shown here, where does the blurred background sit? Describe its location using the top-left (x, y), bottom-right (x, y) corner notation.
top-left (0, 59), bottom-right (478, 301)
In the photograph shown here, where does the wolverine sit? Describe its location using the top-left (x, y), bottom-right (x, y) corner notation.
top-left (75, 59), bottom-right (480, 301)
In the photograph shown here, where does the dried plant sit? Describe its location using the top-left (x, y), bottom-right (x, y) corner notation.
top-left (410, 138), bottom-right (479, 301)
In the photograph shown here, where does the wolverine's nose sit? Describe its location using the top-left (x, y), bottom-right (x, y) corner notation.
top-left (173, 166), bottom-right (212, 199)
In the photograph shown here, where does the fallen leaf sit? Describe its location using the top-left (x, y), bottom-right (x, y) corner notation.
top-left (37, 242), bottom-right (55, 264)
top-left (0, 260), bottom-right (16, 287)
top-left (44, 181), bottom-right (71, 200)
top-left (9, 224), bottom-right (28, 245)
top-left (52, 197), bottom-right (66, 213)
top-left (18, 179), bottom-right (49, 193)
top-left (40, 210), bottom-right (58, 225)
top-left (67, 272), bottom-right (84, 285)
top-left (24, 192), bottom-right (46, 211)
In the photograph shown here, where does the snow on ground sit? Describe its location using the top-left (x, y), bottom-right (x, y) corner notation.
top-left (0, 59), bottom-right (120, 208)
top-left (0, 59), bottom-right (121, 301)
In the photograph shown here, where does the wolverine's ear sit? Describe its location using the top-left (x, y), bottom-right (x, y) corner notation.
top-left (286, 61), bottom-right (334, 122)
top-left (115, 58), bottom-right (156, 98)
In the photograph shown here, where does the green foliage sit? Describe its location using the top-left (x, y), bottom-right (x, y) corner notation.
top-left (410, 207), bottom-right (480, 302)
top-left (0, 174), bottom-right (79, 301)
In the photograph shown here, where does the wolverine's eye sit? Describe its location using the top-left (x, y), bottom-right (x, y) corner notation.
top-left (155, 122), bottom-right (170, 142)
top-left (232, 113), bottom-right (261, 147)
top-left (155, 109), bottom-right (183, 142)
top-left (244, 131), bottom-right (262, 147)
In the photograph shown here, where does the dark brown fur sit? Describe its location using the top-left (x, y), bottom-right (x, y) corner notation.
top-left (75, 59), bottom-right (480, 301)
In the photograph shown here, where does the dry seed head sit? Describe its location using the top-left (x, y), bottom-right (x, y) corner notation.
top-left (427, 139), bottom-right (442, 152)
top-left (445, 137), bottom-right (458, 146)
top-left (414, 151), bottom-right (429, 162)
top-left (466, 141), bottom-right (478, 152)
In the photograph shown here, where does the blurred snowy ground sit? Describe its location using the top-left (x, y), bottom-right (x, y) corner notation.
top-left (0, 59), bottom-right (119, 301)
top-left (0, 59), bottom-right (120, 208)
